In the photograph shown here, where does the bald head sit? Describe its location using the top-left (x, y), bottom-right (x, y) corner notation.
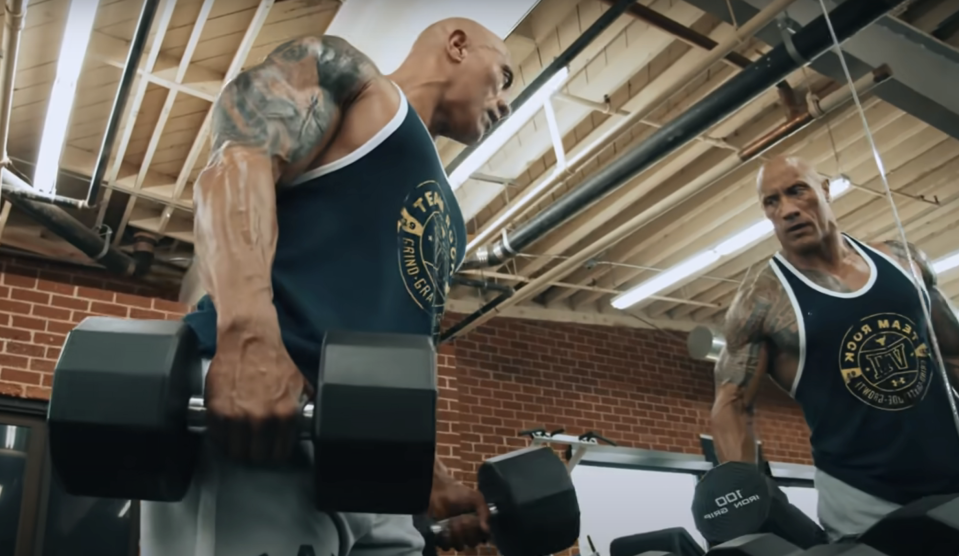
top-left (396, 17), bottom-right (514, 146)
top-left (411, 17), bottom-right (507, 56)
top-left (757, 156), bottom-right (824, 196)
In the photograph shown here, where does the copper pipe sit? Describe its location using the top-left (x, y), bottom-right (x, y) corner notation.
top-left (739, 112), bottom-right (813, 160)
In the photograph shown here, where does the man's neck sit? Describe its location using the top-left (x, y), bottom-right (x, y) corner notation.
top-left (388, 67), bottom-right (446, 138)
top-left (785, 227), bottom-right (852, 271)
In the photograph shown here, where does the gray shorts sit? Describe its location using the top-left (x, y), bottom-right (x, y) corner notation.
top-left (814, 468), bottom-right (901, 542)
top-left (140, 360), bottom-right (425, 556)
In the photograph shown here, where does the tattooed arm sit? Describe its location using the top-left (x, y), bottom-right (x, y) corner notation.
top-left (711, 268), bottom-right (780, 464)
top-left (881, 240), bottom-right (959, 387)
top-left (194, 36), bottom-right (377, 332)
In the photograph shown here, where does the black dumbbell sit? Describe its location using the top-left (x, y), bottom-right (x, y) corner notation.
top-left (610, 527), bottom-right (703, 556)
top-left (856, 493), bottom-right (959, 556)
top-left (706, 533), bottom-right (893, 556)
top-left (704, 533), bottom-right (800, 555)
top-left (47, 317), bottom-right (438, 515)
top-left (423, 446), bottom-right (581, 556)
top-left (692, 462), bottom-right (827, 549)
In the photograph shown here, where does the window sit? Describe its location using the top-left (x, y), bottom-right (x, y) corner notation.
top-left (571, 464), bottom-right (707, 554)
top-left (0, 399), bottom-right (137, 556)
top-left (780, 485), bottom-right (820, 525)
top-left (0, 414), bottom-right (46, 556)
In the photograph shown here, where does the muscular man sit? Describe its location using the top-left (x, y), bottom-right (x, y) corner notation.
top-left (140, 18), bottom-right (514, 556)
top-left (711, 155), bottom-right (959, 541)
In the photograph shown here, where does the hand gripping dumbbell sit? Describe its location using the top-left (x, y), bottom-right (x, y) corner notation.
top-left (422, 447), bottom-right (581, 556)
top-left (47, 316), bottom-right (438, 515)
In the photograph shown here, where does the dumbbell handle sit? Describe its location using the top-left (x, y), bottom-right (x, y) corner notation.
top-left (186, 396), bottom-right (315, 434)
top-left (428, 503), bottom-right (499, 535)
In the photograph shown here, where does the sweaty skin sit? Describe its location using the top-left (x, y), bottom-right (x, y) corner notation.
top-left (194, 19), bottom-right (513, 549)
top-left (710, 155), bottom-right (959, 463)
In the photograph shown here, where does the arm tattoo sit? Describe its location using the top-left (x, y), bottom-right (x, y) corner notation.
top-left (883, 239), bottom-right (936, 286)
top-left (716, 269), bottom-right (778, 389)
top-left (210, 35), bottom-right (378, 167)
top-left (883, 240), bottom-right (959, 379)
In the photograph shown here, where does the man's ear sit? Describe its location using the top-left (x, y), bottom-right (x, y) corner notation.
top-left (447, 30), bottom-right (468, 63)
top-left (821, 178), bottom-right (832, 202)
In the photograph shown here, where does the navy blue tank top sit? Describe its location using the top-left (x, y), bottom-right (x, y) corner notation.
top-left (769, 234), bottom-right (959, 504)
top-left (184, 85), bottom-right (466, 382)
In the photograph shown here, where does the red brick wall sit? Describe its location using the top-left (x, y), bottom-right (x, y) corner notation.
top-left (435, 317), bottom-right (813, 491)
top-left (0, 256), bottom-right (186, 399)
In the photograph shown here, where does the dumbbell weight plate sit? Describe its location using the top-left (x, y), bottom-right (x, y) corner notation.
top-left (48, 317), bottom-right (202, 501)
top-left (692, 462), bottom-right (826, 549)
top-left (610, 527), bottom-right (703, 556)
top-left (477, 446), bottom-right (581, 556)
top-left (705, 533), bottom-right (800, 555)
top-left (313, 329), bottom-right (437, 514)
top-left (796, 544), bottom-right (889, 555)
top-left (856, 493), bottom-right (959, 556)
top-left (692, 462), bottom-right (773, 544)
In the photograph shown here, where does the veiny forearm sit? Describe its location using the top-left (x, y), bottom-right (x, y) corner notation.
top-left (711, 394), bottom-right (758, 464)
top-left (194, 150), bottom-right (280, 334)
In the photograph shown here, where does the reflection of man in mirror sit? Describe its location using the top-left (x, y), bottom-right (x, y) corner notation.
top-left (710, 155), bottom-right (959, 540)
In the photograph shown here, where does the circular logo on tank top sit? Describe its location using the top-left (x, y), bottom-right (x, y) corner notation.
top-left (397, 180), bottom-right (458, 324)
top-left (838, 312), bottom-right (932, 411)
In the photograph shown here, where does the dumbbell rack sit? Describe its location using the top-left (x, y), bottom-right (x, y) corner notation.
top-left (519, 429), bottom-right (617, 472)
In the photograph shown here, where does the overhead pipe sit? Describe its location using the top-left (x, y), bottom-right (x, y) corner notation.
top-left (0, 0), bottom-right (25, 160)
top-left (0, 0), bottom-right (160, 277)
top-left (442, 0), bottom-right (905, 342)
top-left (1, 169), bottom-right (139, 276)
top-left (445, 0), bottom-right (639, 176)
top-left (464, 0), bottom-right (800, 260)
top-left (450, 275), bottom-right (515, 295)
top-left (605, 0), bottom-right (791, 90)
top-left (551, 65), bottom-right (890, 308)
top-left (86, 0), bottom-right (160, 208)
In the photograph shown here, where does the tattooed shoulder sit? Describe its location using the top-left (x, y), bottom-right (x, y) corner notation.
top-left (880, 239), bottom-right (936, 287)
top-left (210, 35), bottom-right (379, 164)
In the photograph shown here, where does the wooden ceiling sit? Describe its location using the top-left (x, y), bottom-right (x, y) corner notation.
top-left (2, 0), bottom-right (958, 335)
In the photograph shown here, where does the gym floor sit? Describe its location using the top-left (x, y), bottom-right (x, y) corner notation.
top-left (1, 0), bottom-right (958, 555)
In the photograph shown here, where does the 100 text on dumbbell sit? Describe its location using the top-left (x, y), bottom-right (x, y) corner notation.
top-left (46, 316), bottom-right (439, 515)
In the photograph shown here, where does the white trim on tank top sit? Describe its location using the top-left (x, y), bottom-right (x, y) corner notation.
top-left (767, 260), bottom-right (807, 398)
top-left (291, 81), bottom-right (410, 186)
top-left (855, 239), bottom-right (930, 297)
top-left (772, 235), bottom-right (877, 299)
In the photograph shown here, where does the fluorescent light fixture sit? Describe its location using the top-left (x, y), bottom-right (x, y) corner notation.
top-left (611, 176), bottom-right (854, 310)
top-left (3, 425), bottom-right (14, 449)
top-left (33, 0), bottom-right (99, 195)
top-left (612, 251), bottom-right (722, 309)
top-left (449, 67), bottom-right (570, 190)
top-left (934, 251), bottom-right (959, 275)
top-left (830, 175), bottom-right (851, 197)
